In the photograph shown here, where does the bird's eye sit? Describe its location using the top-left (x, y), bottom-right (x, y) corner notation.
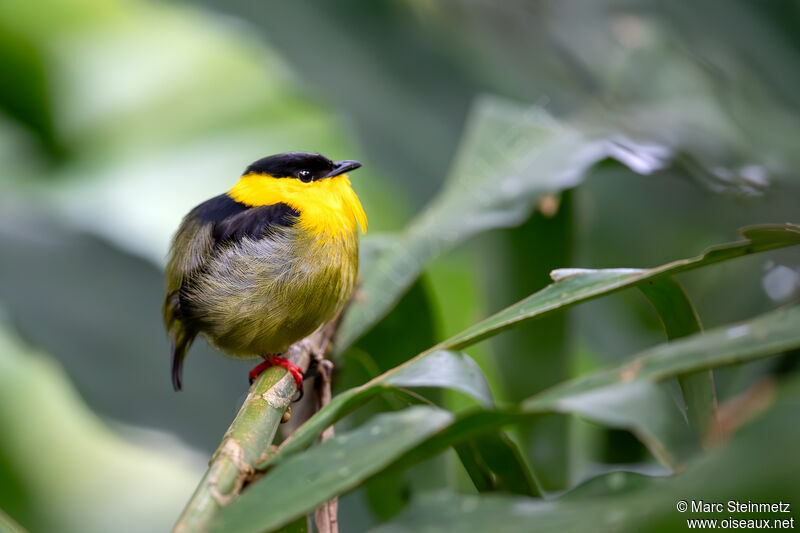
top-left (298, 170), bottom-right (312, 183)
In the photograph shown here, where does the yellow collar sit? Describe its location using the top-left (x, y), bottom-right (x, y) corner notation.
top-left (228, 173), bottom-right (367, 238)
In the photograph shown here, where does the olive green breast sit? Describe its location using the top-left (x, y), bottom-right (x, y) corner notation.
top-left (180, 226), bottom-right (358, 357)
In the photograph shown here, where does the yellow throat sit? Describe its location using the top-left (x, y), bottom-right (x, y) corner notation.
top-left (228, 173), bottom-right (367, 238)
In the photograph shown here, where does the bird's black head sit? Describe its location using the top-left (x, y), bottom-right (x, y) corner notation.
top-left (243, 152), bottom-right (362, 183)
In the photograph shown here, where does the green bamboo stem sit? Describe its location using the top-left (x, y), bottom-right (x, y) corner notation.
top-left (173, 365), bottom-right (298, 533)
top-left (173, 321), bottom-right (339, 533)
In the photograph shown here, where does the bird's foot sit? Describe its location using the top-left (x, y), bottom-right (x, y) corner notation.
top-left (248, 355), bottom-right (305, 400)
top-left (268, 356), bottom-right (304, 391)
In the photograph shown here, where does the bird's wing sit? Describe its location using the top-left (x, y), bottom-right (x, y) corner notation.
top-left (162, 194), bottom-right (299, 390)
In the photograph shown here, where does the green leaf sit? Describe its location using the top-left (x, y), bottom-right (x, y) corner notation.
top-left (277, 305), bottom-right (800, 475)
top-left (461, 432), bottom-right (542, 497)
top-left (637, 276), bottom-right (720, 446)
top-left (375, 384), bottom-right (688, 473)
top-left (273, 516), bottom-right (307, 533)
top-left (453, 443), bottom-right (494, 493)
top-left (524, 305), bottom-right (800, 394)
top-left (0, 22), bottom-right (64, 160)
top-left (337, 98), bottom-right (658, 352)
top-left (0, 325), bottom-right (197, 533)
top-left (637, 277), bottom-right (703, 340)
top-left (336, 75), bottom-right (800, 358)
top-left (521, 305), bottom-right (800, 466)
top-left (265, 350), bottom-right (491, 466)
top-left (273, 226), bottom-right (800, 462)
top-left (384, 350), bottom-right (493, 407)
top-left (0, 508), bottom-right (27, 533)
top-left (453, 429), bottom-right (542, 497)
top-left (234, 307), bottom-right (798, 530)
top-left (211, 407), bottom-right (453, 533)
top-left (529, 380), bottom-right (692, 468)
top-left (442, 223), bottom-right (800, 350)
top-left (372, 377), bottom-right (800, 533)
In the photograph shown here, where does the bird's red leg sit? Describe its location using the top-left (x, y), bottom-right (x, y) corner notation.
top-left (248, 359), bottom-right (272, 384)
top-left (268, 356), bottom-right (304, 391)
top-left (248, 355), bottom-right (304, 392)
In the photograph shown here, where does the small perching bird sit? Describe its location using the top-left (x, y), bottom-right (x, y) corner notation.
top-left (162, 152), bottom-right (366, 392)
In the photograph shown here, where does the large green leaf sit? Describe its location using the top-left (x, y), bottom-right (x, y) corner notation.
top-left (371, 377), bottom-right (800, 533)
top-left (272, 226), bottom-right (800, 461)
top-left (211, 407), bottom-right (453, 533)
top-left (336, 98), bottom-right (663, 352)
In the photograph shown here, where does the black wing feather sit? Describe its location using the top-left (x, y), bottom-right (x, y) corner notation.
top-left (165, 194), bottom-right (299, 391)
top-left (212, 202), bottom-right (299, 244)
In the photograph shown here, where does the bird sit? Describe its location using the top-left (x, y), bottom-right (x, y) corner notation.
top-left (162, 152), bottom-right (366, 393)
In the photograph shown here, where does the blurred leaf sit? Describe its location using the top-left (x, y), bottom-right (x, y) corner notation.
top-left (371, 376), bottom-right (800, 533)
top-left (638, 277), bottom-right (720, 445)
top-left (0, 23), bottom-right (63, 160)
top-left (1, 0), bottom-right (409, 265)
top-left (337, 80), bottom-right (800, 356)
top-left (195, 0), bottom-right (477, 202)
top-left (445, 224), bottom-right (800, 350)
top-left (212, 407), bottom-right (453, 533)
top-left (363, 469), bottom-right (408, 521)
top-left (337, 98), bottom-right (649, 352)
top-left (0, 508), bottom-right (27, 533)
top-left (0, 325), bottom-right (196, 533)
top-left (529, 380), bottom-right (691, 468)
top-left (0, 214), bottom-right (252, 452)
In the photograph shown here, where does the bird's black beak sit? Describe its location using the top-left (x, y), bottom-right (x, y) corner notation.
top-left (326, 160), bottom-right (362, 178)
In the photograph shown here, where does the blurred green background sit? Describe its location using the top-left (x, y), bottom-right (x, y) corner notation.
top-left (1, 0), bottom-right (799, 531)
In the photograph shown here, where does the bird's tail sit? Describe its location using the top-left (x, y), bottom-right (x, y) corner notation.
top-left (164, 290), bottom-right (195, 392)
top-left (170, 331), bottom-right (194, 392)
